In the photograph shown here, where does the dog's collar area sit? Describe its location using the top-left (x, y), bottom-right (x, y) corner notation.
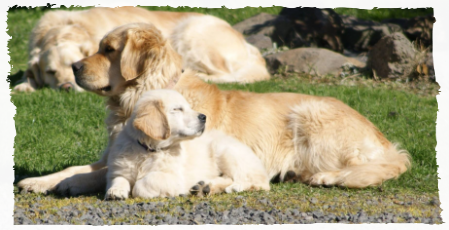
top-left (137, 140), bottom-right (157, 153)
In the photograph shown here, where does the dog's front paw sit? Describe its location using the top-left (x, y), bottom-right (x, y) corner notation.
top-left (105, 188), bottom-right (129, 200)
top-left (13, 82), bottom-right (35, 92)
top-left (17, 177), bottom-right (53, 195)
top-left (189, 181), bottom-right (210, 197)
top-left (225, 183), bottom-right (244, 193)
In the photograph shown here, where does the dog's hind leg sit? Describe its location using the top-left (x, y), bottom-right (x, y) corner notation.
top-left (18, 160), bottom-right (107, 195)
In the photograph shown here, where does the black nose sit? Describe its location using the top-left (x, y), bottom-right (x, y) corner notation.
top-left (72, 61), bottom-right (83, 74)
top-left (198, 114), bottom-right (206, 122)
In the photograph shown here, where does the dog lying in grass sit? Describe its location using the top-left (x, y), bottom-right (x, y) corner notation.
top-left (14, 7), bottom-right (269, 92)
top-left (18, 23), bottom-right (411, 196)
top-left (105, 89), bottom-right (270, 199)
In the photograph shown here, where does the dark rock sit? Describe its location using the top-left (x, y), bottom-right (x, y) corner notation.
top-left (233, 13), bottom-right (295, 47)
top-left (265, 47), bottom-right (365, 75)
top-left (341, 15), bottom-right (403, 52)
top-left (368, 32), bottom-right (417, 79)
top-left (279, 7), bottom-right (345, 52)
top-left (383, 14), bottom-right (435, 50)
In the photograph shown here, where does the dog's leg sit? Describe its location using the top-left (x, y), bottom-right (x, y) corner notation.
top-left (189, 177), bottom-right (233, 196)
top-left (105, 176), bottom-right (131, 200)
top-left (56, 167), bottom-right (108, 196)
top-left (18, 160), bottom-right (107, 195)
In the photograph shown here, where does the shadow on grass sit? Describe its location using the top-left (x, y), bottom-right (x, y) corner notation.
top-left (8, 69), bottom-right (23, 87)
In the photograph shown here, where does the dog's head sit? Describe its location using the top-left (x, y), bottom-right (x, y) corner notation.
top-left (128, 89), bottom-right (206, 150)
top-left (26, 25), bottom-right (95, 92)
top-left (72, 23), bottom-right (182, 97)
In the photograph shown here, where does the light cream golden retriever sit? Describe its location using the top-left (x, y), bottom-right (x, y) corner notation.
top-left (106, 89), bottom-right (269, 199)
top-left (18, 23), bottom-right (410, 196)
top-left (14, 7), bottom-right (269, 92)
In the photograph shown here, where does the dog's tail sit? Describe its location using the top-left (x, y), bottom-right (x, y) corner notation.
top-left (333, 144), bottom-right (411, 188)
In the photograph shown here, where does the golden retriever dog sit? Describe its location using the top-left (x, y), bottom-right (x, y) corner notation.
top-left (13, 7), bottom-right (269, 92)
top-left (18, 23), bottom-right (410, 196)
top-left (106, 89), bottom-right (270, 199)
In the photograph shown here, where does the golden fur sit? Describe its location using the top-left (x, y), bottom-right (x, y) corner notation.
top-left (14, 7), bottom-right (269, 92)
top-left (106, 89), bottom-right (269, 199)
top-left (18, 23), bottom-right (410, 196)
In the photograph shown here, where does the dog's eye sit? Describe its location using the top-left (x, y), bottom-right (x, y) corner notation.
top-left (173, 107), bottom-right (183, 112)
top-left (105, 46), bottom-right (115, 53)
top-left (46, 70), bottom-right (56, 75)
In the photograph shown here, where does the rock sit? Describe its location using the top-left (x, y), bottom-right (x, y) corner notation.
top-left (279, 7), bottom-right (345, 53)
top-left (368, 32), bottom-right (417, 79)
top-left (265, 47), bottom-right (365, 75)
top-left (245, 34), bottom-right (273, 51)
top-left (233, 13), bottom-right (295, 47)
top-left (341, 15), bottom-right (403, 52)
top-left (383, 14), bottom-right (435, 50)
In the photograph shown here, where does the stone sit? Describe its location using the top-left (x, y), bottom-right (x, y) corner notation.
top-left (368, 32), bottom-right (416, 79)
top-left (279, 7), bottom-right (345, 53)
top-left (383, 14), bottom-right (435, 50)
top-left (233, 13), bottom-right (295, 47)
top-left (265, 47), bottom-right (365, 75)
top-left (341, 15), bottom-right (403, 52)
top-left (245, 34), bottom-right (273, 51)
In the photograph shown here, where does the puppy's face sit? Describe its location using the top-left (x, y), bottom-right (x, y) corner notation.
top-left (131, 90), bottom-right (206, 149)
top-left (27, 26), bottom-right (94, 92)
top-left (73, 23), bottom-right (171, 97)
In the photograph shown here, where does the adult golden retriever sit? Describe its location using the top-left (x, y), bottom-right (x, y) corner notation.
top-left (18, 23), bottom-right (410, 196)
top-left (13, 7), bottom-right (269, 92)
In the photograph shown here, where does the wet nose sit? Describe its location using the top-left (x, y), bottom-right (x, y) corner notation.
top-left (198, 114), bottom-right (206, 122)
top-left (71, 61), bottom-right (83, 74)
top-left (60, 82), bottom-right (75, 92)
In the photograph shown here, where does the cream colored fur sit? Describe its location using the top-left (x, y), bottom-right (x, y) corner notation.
top-left (14, 7), bottom-right (269, 93)
top-left (105, 90), bottom-right (269, 199)
top-left (18, 23), bottom-right (410, 196)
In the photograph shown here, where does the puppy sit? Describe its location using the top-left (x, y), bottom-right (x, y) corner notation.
top-left (18, 23), bottom-right (410, 196)
top-left (14, 7), bottom-right (269, 92)
top-left (105, 89), bottom-right (270, 199)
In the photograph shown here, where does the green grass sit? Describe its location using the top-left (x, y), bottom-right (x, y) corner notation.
top-left (8, 6), bottom-right (439, 217)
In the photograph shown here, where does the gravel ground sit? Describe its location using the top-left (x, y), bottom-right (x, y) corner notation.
top-left (14, 194), bottom-right (443, 225)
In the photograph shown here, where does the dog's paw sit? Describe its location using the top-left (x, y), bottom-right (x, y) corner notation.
top-left (225, 183), bottom-right (244, 193)
top-left (13, 82), bottom-right (35, 93)
top-left (309, 172), bottom-right (340, 187)
top-left (284, 170), bottom-right (301, 183)
top-left (54, 178), bottom-right (85, 197)
top-left (105, 188), bottom-right (129, 200)
top-left (189, 181), bottom-right (210, 197)
top-left (17, 178), bottom-right (53, 195)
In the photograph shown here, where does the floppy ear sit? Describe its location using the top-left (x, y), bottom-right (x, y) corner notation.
top-left (133, 100), bottom-right (170, 140)
top-left (120, 28), bottom-right (165, 81)
top-left (26, 53), bottom-right (44, 88)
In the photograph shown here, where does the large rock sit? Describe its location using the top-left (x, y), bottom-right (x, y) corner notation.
top-left (368, 32), bottom-right (416, 79)
top-left (426, 51), bottom-right (449, 88)
top-left (233, 13), bottom-right (297, 47)
top-left (244, 34), bottom-right (273, 51)
top-left (383, 14), bottom-right (435, 50)
top-left (279, 7), bottom-right (345, 53)
top-left (341, 15), bottom-right (403, 52)
top-left (265, 47), bottom-right (365, 76)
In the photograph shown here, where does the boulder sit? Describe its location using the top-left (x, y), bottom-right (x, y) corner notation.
top-left (265, 47), bottom-right (365, 76)
top-left (279, 7), bottom-right (345, 53)
top-left (244, 34), bottom-right (273, 51)
top-left (426, 51), bottom-right (449, 88)
top-left (382, 14), bottom-right (435, 50)
top-left (233, 13), bottom-right (297, 47)
top-left (368, 32), bottom-right (416, 79)
top-left (341, 15), bottom-right (403, 52)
